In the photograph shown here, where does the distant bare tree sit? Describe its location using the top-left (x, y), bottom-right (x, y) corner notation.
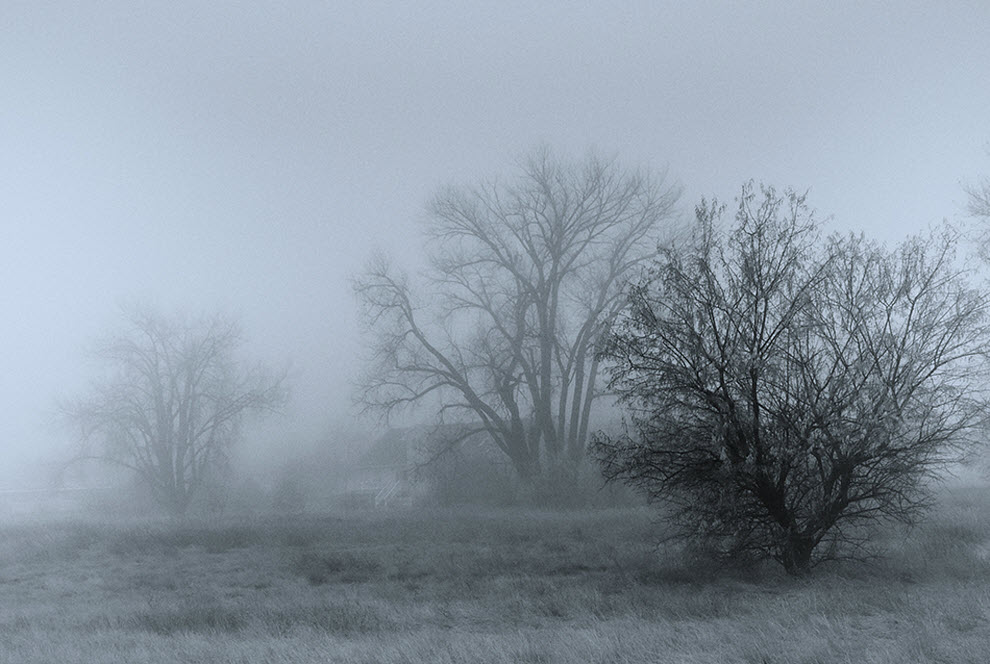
top-left (64, 306), bottom-right (287, 515)
top-left (595, 183), bottom-right (990, 574)
top-left (354, 148), bottom-right (681, 480)
top-left (965, 156), bottom-right (990, 220)
top-left (968, 179), bottom-right (990, 220)
top-left (965, 152), bottom-right (990, 262)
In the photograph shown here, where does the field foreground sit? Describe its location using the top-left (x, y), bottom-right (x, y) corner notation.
top-left (1, 489), bottom-right (990, 663)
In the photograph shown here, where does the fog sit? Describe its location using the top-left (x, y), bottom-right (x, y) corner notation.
top-left (3, 1), bottom-right (990, 490)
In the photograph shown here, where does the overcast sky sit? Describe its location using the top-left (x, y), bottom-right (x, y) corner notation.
top-left (3, 1), bottom-right (989, 486)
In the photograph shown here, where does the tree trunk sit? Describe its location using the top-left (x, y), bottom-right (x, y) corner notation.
top-left (780, 533), bottom-right (815, 576)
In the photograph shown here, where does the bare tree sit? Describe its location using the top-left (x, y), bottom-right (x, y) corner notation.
top-left (965, 152), bottom-right (990, 220)
top-left (967, 178), bottom-right (990, 220)
top-left (354, 148), bottom-right (681, 480)
top-left (965, 153), bottom-right (990, 263)
top-left (595, 183), bottom-right (990, 574)
top-left (64, 306), bottom-right (287, 515)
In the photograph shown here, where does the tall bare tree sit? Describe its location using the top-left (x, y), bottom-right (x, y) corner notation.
top-left (354, 148), bottom-right (681, 479)
top-left (64, 306), bottom-right (287, 515)
top-left (596, 183), bottom-right (990, 574)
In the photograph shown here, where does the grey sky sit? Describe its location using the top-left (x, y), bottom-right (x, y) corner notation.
top-left (3, 1), bottom-right (989, 484)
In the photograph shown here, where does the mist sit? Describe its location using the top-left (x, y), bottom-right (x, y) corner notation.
top-left (3, 3), bottom-right (985, 492)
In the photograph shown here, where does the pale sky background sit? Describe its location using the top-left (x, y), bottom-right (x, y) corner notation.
top-left (2, 1), bottom-right (989, 486)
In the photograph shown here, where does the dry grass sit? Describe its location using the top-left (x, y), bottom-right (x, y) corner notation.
top-left (0, 487), bottom-right (989, 662)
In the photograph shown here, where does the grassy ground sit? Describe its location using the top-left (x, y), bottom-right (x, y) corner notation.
top-left (0, 487), bottom-right (989, 663)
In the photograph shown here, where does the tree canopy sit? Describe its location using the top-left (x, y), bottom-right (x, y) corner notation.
top-left (595, 183), bottom-right (990, 574)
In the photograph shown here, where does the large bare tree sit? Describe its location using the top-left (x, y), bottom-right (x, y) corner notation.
top-left (64, 306), bottom-right (287, 515)
top-left (596, 183), bottom-right (990, 574)
top-left (354, 148), bottom-right (681, 479)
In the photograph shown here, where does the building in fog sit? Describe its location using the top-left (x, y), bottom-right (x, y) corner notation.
top-left (338, 424), bottom-right (512, 508)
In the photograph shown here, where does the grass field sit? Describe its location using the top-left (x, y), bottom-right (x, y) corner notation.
top-left (0, 487), bottom-right (989, 663)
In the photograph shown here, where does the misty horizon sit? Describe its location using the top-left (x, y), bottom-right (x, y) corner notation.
top-left (3, 2), bottom-right (990, 489)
